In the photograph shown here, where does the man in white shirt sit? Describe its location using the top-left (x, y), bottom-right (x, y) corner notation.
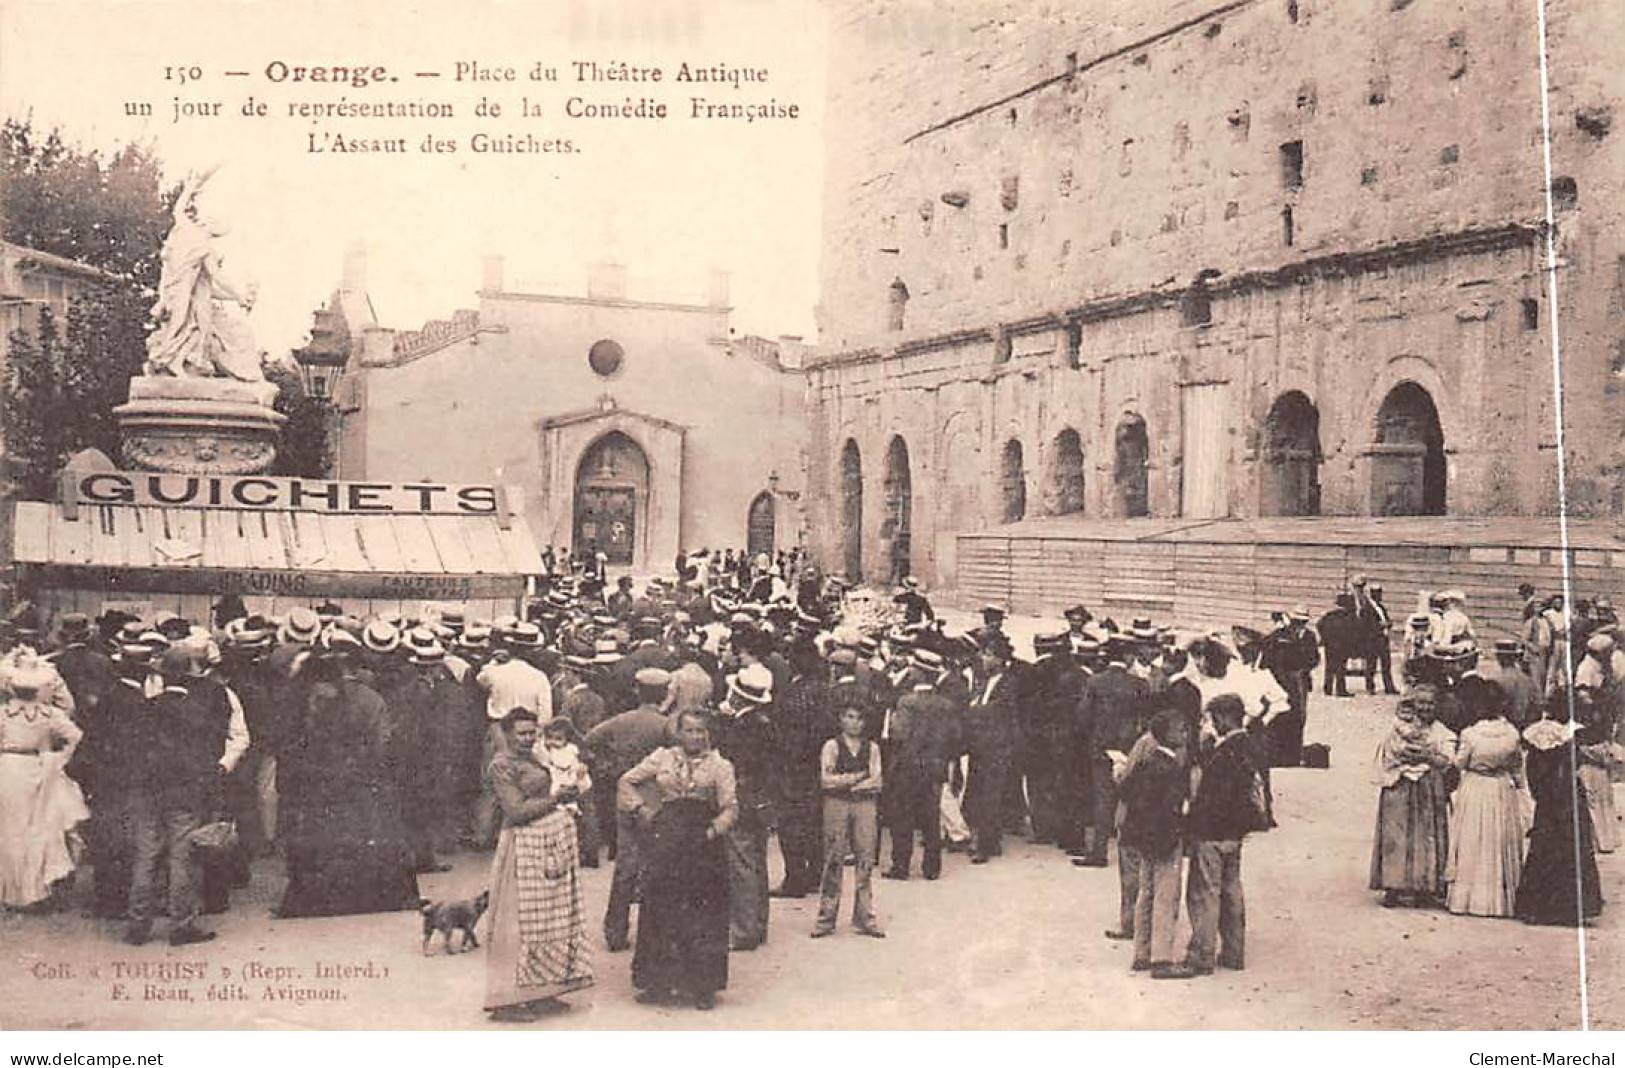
top-left (476, 622), bottom-right (552, 723)
top-left (1189, 639), bottom-right (1287, 728)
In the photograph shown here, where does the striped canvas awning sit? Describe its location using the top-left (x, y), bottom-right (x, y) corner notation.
top-left (11, 500), bottom-right (545, 601)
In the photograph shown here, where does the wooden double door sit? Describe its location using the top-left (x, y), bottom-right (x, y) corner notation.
top-left (574, 485), bottom-right (636, 565)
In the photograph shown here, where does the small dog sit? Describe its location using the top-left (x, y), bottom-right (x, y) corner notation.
top-left (420, 889), bottom-right (489, 955)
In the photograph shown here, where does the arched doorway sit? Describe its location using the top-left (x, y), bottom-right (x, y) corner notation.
top-left (1260, 391), bottom-right (1322, 516)
top-left (574, 431), bottom-right (649, 565)
top-left (747, 491), bottom-right (775, 558)
top-left (882, 436), bottom-right (913, 582)
top-left (1371, 382), bottom-right (1446, 516)
top-left (1000, 439), bottom-right (1027, 523)
top-left (1044, 427), bottom-right (1086, 516)
top-left (839, 439), bottom-right (863, 581)
top-left (1113, 414), bottom-right (1151, 518)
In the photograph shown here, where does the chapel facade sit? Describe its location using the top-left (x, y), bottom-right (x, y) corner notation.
top-left (313, 251), bottom-right (808, 573)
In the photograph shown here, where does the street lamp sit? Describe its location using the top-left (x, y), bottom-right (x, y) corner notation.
top-left (291, 304), bottom-right (350, 477)
top-left (292, 305), bottom-right (349, 401)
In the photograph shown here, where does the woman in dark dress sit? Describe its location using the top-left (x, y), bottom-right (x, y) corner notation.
top-left (1515, 692), bottom-right (1604, 926)
top-left (618, 710), bottom-right (738, 1011)
top-left (276, 636), bottom-right (421, 918)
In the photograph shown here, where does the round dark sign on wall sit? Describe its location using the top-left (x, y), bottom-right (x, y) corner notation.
top-left (589, 339), bottom-right (625, 377)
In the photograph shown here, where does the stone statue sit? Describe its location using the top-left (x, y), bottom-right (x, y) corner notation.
top-left (144, 166), bottom-right (263, 382)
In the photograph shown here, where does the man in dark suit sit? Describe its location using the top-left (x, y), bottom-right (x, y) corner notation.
top-left (49, 612), bottom-right (113, 727)
top-left (1316, 596), bottom-right (1359, 697)
top-left (1363, 582), bottom-right (1399, 696)
top-left (125, 649), bottom-right (222, 947)
top-left (1184, 695), bottom-right (1261, 974)
top-left (770, 648), bottom-right (836, 897)
top-left (713, 665), bottom-right (779, 951)
top-left (882, 648), bottom-right (962, 880)
top-left (1119, 709), bottom-right (1194, 979)
top-left (1075, 639), bottom-right (1150, 868)
top-left (1265, 606), bottom-right (1320, 767)
top-left (963, 634), bottom-right (1018, 864)
top-left (1025, 633), bottom-right (1085, 848)
top-left (78, 639), bottom-right (158, 918)
top-left (1060, 635), bottom-right (1100, 856)
top-left (892, 578), bottom-right (935, 626)
top-left (607, 576), bottom-right (635, 619)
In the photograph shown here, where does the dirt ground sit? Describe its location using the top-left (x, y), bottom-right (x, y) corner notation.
top-left (2, 615), bottom-right (1619, 1030)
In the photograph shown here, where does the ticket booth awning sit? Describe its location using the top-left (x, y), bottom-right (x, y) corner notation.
top-left (11, 471), bottom-right (544, 608)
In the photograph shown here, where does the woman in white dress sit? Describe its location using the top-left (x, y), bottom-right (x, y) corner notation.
top-left (0, 652), bottom-right (87, 910)
top-left (1445, 679), bottom-right (1527, 917)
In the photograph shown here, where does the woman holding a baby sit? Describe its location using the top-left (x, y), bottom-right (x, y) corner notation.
top-left (1369, 684), bottom-right (1457, 908)
top-left (482, 709), bottom-right (594, 1022)
top-left (1371, 677), bottom-right (1604, 924)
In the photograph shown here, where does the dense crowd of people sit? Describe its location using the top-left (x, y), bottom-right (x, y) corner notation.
top-left (0, 551), bottom-right (1615, 1019)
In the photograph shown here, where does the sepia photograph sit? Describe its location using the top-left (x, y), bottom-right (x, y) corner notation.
top-left (0, 0), bottom-right (1620, 1041)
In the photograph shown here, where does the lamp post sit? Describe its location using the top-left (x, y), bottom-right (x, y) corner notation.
top-left (291, 305), bottom-right (350, 478)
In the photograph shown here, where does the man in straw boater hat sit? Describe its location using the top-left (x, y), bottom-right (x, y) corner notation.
top-left (963, 631), bottom-right (1019, 866)
top-left (587, 636), bottom-right (632, 713)
top-left (124, 647), bottom-right (219, 947)
top-left (583, 666), bottom-right (674, 951)
top-left (713, 662), bottom-right (777, 951)
top-left (1076, 631), bottom-right (1151, 874)
top-left (476, 619), bottom-right (553, 722)
top-left (558, 640), bottom-right (611, 735)
top-left (1362, 581), bottom-right (1400, 696)
top-left (399, 627), bottom-right (461, 873)
top-left (881, 646), bottom-right (962, 882)
top-left (1485, 637), bottom-right (1541, 730)
top-left (171, 629), bottom-right (251, 917)
top-left (1258, 605), bottom-right (1318, 768)
top-left (265, 606), bottom-right (323, 763)
top-left (79, 630), bottom-right (164, 918)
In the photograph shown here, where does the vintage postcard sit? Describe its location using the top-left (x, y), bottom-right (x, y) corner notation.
top-left (0, 0), bottom-right (1619, 1037)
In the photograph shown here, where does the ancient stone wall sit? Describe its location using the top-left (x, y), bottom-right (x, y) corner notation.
top-left (808, 0), bottom-right (1625, 589)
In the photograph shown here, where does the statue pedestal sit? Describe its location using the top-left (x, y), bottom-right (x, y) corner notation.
top-left (114, 376), bottom-right (285, 474)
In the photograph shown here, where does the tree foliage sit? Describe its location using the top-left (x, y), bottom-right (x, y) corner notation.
top-left (264, 360), bottom-right (332, 479)
top-left (2, 286), bottom-right (150, 498)
top-left (1, 117), bottom-right (175, 287)
top-left (1, 118), bottom-right (333, 491)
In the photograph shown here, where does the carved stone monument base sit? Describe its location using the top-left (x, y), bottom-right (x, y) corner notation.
top-left (114, 376), bottom-right (286, 474)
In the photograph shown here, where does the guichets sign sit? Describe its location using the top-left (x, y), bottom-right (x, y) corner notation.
top-left (69, 471), bottom-right (501, 515)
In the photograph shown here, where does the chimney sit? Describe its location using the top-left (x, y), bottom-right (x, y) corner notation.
top-left (342, 242), bottom-right (367, 292)
top-left (481, 254), bottom-right (505, 294)
top-left (588, 262), bottom-right (627, 301)
top-left (707, 268), bottom-right (731, 308)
